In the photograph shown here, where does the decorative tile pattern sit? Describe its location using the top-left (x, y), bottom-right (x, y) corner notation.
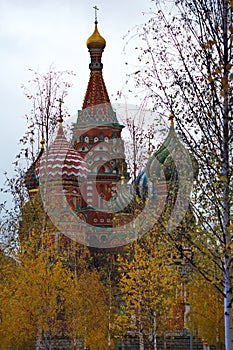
top-left (39, 126), bottom-right (88, 182)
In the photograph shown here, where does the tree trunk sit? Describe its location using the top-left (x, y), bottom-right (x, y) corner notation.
top-left (108, 269), bottom-right (112, 350)
top-left (222, 0), bottom-right (232, 348)
top-left (139, 331), bottom-right (144, 350)
top-left (224, 261), bottom-right (232, 350)
top-left (153, 311), bottom-right (157, 350)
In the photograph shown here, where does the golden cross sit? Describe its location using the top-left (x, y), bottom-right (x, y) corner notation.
top-left (93, 5), bottom-right (99, 21)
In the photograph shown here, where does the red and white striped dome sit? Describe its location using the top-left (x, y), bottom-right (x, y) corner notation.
top-left (39, 125), bottom-right (88, 183)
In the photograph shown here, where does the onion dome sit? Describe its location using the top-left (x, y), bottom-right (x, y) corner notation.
top-left (24, 140), bottom-right (44, 191)
top-left (146, 118), bottom-right (177, 182)
top-left (39, 123), bottom-right (88, 183)
top-left (135, 168), bottom-right (156, 200)
top-left (108, 178), bottom-right (133, 213)
top-left (87, 21), bottom-right (106, 50)
top-left (146, 115), bottom-right (198, 182)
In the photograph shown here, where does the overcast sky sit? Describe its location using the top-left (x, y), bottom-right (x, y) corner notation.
top-left (0, 0), bottom-right (153, 204)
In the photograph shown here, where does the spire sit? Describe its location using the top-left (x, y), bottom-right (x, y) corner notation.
top-left (83, 14), bottom-right (109, 108)
top-left (77, 9), bottom-right (118, 125)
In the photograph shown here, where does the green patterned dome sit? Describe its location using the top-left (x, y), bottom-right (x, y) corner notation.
top-left (146, 122), bottom-right (177, 181)
top-left (146, 119), bottom-right (198, 182)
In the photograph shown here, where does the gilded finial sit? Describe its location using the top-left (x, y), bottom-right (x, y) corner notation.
top-left (169, 113), bottom-right (174, 126)
top-left (168, 93), bottom-right (176, 127)
top-left (40, 139), bottom-right (45, 150)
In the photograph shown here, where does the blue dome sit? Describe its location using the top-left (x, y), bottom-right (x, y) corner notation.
top-left (135, 169), bottom-right (156, 200)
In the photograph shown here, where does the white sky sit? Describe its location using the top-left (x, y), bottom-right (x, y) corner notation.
top-left (0, 0), bottom-right (153, 204)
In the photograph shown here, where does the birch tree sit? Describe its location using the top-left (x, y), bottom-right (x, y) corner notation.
top-left (17, 66), bottom-right (75, 164)
top-left (0, 237), bottom-right (74, 350)
top-left (125, 0), bottom-right (233, 347)
top-left (116, 235), bottom-right (181, 350)
top-left (187, 273), bottom-right (225, 350)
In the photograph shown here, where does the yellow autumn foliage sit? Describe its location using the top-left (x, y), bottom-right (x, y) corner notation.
top-left (186, 274), bottom-right (225, 349)
top-left (65, 268), bottom-right (109, 350)
top-left (0, 236), bottom-right (109, 350)
top-left (116, 235), bottom-right (182, 345)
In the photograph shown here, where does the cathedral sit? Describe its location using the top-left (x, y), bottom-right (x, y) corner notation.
top-left (22, 11), bottom-right (203, 350)
top-left (24, 15), bottom-right (134, 250)
top-left (24, 14), bottom-right (189, 248)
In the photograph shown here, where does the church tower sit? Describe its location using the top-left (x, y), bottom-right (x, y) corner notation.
top-left (72, 12), bottom-right (129, 231)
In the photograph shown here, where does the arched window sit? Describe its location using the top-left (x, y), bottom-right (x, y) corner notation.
top-left (99, 165), bottom-right (105, 173)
